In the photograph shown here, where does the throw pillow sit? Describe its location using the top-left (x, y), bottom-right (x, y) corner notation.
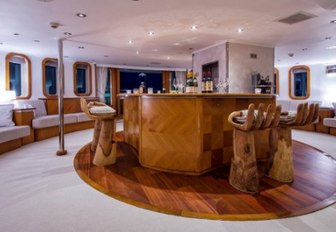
top-left (0, 104), bottom-right (15, 127)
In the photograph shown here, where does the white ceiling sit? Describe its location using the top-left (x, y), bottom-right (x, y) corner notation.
top-left (0, 0), bottom-right (335, 69)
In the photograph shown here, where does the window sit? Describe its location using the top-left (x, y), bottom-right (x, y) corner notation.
top-left (73, 62), bottom-right (92, 96)
top-left (119, 69), bottom-right (163, 93)
top-left (42, 58), bottom-right (58, 97)
top-left (104, 68), bottom-right (111, 105)
top-left (288, 65), bottom-right (310, 100)
top-left (5, 52), bottom-right (32, 99)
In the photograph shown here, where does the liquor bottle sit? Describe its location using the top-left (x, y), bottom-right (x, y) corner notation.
top-left (206, 70), bottom-right (213, 93)
top-left (139, 81), bottom-right (145, 94)
top-left (193, 72), bottom-right (198, 93)
top-left (185, 69), bottom-right (194, 93)
top-left (201, 72), bottom-right (207, 93)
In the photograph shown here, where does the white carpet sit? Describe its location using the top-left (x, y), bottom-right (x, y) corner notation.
top-left (0, 127), bottom-right (335, 232)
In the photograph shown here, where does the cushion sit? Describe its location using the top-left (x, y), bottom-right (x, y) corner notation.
top-left (73, 112), bottom-right (94, 122)
top-left (32, 114), bottom-right (77, 129)
top-left (0, 104), bottom-right (15, 127)
top-left (0, 125), bottom-right (30, 143)
top-left (89, 106), bottom-right (116, 114)
top-left (323, 117), bottom-right (336, 128)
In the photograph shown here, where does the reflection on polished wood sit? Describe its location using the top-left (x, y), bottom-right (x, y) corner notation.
top-left (74, 138), bottom-right (336, 220)
top-left (123, 93), bottom-right (275, 175)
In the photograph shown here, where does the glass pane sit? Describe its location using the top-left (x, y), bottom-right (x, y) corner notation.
top-left (9, 62), bottom-right (22, 96)
top-left (45, 65), bottom-right (57, 95)
top-left (104, 69), bottom-right (111, 105)
top-left (76, 68), bottom-right (86, 94)
top-left (294, 72), bottom-right (307, 97)
top-left (120, 70), bottom-right (162, 93)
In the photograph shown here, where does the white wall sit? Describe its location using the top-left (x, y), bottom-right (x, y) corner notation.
top-left (0, 50), bottom-right (96, 99)
top-left (228, 43), bottom-right (274, 93)
top-left (277, 64), bottom-right (336, 107)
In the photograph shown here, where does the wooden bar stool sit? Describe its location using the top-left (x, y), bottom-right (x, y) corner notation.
top-left (80, 98), bottom-right (117, 167)
top-left (267, 103), bottom-right (319, 182)
top-left (228, 103), bottom-right (280, 193)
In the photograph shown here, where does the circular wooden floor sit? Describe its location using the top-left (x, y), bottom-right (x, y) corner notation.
top-left (74, 139), bottom-right (336, 221)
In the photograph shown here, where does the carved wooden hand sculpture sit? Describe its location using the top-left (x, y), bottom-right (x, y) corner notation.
top-left (228, 103), bottom-right (281, 193)
top-left (80, 98), bottom-right (117, 167)
top-left (267, 103), bottom-right (319, 183)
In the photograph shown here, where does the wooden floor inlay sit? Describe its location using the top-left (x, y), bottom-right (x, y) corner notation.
top-left (74, 138), bottom-right (336, 220)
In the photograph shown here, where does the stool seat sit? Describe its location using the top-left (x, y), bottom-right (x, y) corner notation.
top-left (80, 98), bottom-right (117, 167)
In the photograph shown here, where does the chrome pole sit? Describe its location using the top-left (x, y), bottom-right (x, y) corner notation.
top-left (56, 38), bottom-right (67, 156)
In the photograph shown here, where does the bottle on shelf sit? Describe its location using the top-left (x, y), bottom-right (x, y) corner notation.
top-left (185, 69), bottom-right (194, 93)
top-left (201, 72), bottom-right (207, 93)
top-left (139, 81), bottom-right (145, 94)
top-left (206, 69), bottom-right (213, 93)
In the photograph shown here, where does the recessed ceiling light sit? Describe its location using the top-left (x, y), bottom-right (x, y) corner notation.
top-left (76, 13), bottom-right (87, 18)
top-left (78, 46), bottom-right (84, 49)
top-left (34, 40), bottom-right (40, 43)
top-left (148, 31), bottom-right (155, 36)
top-left (136, 51), bottom-right (139, 55)
top-left (330, 20), bottom-right (336, 24)
top-left (153, 49), bottom-right (159, 52)
top-left (64, 32), bottom-right (72, 36)
top-left (167, 56), bottom-right (170, 60)
top-left (104, 55), bottom-right (109, 57)
top-left (302, 48), bottom-right (308, 51)
top-left (191, 25), bottom-right (197, 30)
top-left (173, 42), bottom-right (181, 46)
top-left (237, 28), bottom-right (244, 33)
top-left (325, 36), bottom-right (332, 40)
top-left (13, 33), bottom-right (20, 36)
top-left (128, 40), bottom-right (133, 44)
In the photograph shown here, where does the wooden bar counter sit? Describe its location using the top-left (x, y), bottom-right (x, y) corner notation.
top-left (123, 93), bottom-right (276, 175)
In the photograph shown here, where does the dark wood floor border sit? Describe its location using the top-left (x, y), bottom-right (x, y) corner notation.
top-left (74, 140), bottom-right (336, 221)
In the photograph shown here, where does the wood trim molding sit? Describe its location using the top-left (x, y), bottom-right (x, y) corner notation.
top-left (73, 61), bottom-right (92, 96)
top-left (288, 65), bottom-right (310, 100)
top-left (162, 71), bottom-right (171, 93)
top-left (5, 52), bottom-right (32, 99)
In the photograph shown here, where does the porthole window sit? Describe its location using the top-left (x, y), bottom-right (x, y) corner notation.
top-left (73, 62), bottom-right (92, 96)
top-left (5, 52), bottom-right (32, 99)
top-left (288, 65), bottom-right (310, 100)
top-left (42, 58), bottom-right (58, 97)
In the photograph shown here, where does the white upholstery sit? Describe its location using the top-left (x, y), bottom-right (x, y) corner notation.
top-left (73, 112), bottom-right (94, 122)
top-left (89, 106), bottom-right (116, 114)
top-left (0, 104), bottom-right (15, 127)
top-left (14, 99), bottom-right (47, 117)
top-left (32, 114), bottom-right (77, 129)
top-left (323, 117), bottom-right (336, 128)
top-left (0, 125), bottom-right (30, 143)
top-left (276, 100), bottom-right (322, 112)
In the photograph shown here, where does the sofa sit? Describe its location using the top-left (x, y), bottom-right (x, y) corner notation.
top-left (323, 102), bottom-right (336, 135)
top-left (0, 104), bottom-right (31, 154)
top-left (14, 98), bottom-right (96, 141)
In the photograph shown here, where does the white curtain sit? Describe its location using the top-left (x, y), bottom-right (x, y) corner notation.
top-left (96, 67), bottom-right (108, 103)
top-left (175, 71), bottom-right (186, 85)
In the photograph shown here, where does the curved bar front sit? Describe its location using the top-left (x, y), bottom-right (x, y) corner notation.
top-left (123, 93), bottom-right (276, 175)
